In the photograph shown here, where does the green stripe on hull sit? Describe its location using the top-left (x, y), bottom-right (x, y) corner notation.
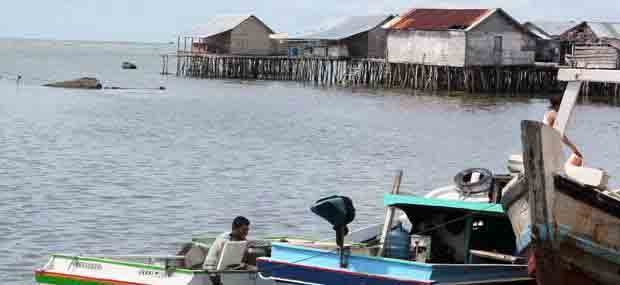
top-left (36, 275), bottom-right (107, 285)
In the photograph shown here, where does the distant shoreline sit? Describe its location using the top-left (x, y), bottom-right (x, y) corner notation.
top-left (0, 36), bottom-right (174, 46)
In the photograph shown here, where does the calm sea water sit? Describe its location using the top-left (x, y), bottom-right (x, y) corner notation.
top-left (1, 38), bottom-right (619, 284)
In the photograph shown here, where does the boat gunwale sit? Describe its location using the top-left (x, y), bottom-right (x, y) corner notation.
top-left (266, 243), bottom-right (527, 268)
top-left (517, 223), bottom-right (620, 264)
top-left (554, 173), bottom-right (620, 219)
top-left (499, 176), bottom-right (527, 209)
top-left (259, 257), bottom-right (531, 285)
top-left (257, 258), bottom-right (436, 285)
top-left (46, 254), bottom-right (215, 274)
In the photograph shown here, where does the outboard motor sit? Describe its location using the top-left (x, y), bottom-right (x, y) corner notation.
top-left (310, 195), bottom-right (355, 268)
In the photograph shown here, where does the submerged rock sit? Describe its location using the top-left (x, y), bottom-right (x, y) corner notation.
top-left (44, 77), bottom-right (102, 89)
top-left (122, 62), bottom-right (137, 69)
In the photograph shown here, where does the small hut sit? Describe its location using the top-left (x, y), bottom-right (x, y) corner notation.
top-left (183, 15), bottom-right (276, 56)
top-left (384, 8), bottom-right (537, 67)
top-left (523, 21), bottom-right (579, 63)
top-left (281, 15), bottom-right (394, 58)
top-left (561, 22), bottom-right (620, 69)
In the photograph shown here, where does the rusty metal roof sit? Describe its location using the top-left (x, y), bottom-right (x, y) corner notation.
top-left (387, 8), bottom-right (491, 30)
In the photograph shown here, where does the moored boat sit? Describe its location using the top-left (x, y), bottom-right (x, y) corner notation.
top-left (34, 254), bottom-right (268, 285)
top-left (122, 61), bottom-right (138, 69)
top-left (501, 69), bottom-right (620, 285)
top-left (258, 174), bottom-right (531, 285)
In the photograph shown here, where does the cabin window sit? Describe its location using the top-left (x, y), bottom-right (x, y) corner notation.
top-left (472, 219), bottom-right (485, 231)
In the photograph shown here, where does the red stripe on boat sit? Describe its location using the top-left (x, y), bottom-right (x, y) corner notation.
top-left (35, 270), bottom-right (149, 285)
top-left (258, 259), bottom-right (434, 284)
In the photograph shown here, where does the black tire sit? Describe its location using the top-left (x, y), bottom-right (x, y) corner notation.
top-left (454, 168), bottom-right (494, 195)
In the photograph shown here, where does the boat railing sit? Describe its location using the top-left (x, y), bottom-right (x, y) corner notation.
top-left (88, 254), bottom-right (184, 260)
top-left (85, 255), bottom-right (185, 265)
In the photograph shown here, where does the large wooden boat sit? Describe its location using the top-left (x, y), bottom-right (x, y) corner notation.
top-left (501, 69), bottom-right (620, 285)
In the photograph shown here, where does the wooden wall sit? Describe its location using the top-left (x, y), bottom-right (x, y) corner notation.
top-left (466, 12), bottom-right (536, 66)
top-left (366, 26), bottom-right (389, 59)
top-left (562, 23), bottom-right (599, 45)
top-left (566, 45), bottom-right (619, 69)
top-left (534, 39), bottom-right (561, 63)
top-left (202, 32), bottom-right (232, 54)
top-left (342, 32), bottom-right (368, 58)
top-left (230, 16), bottom-right (275, 56)
top-left (387, 30), bottom-right (467, 67)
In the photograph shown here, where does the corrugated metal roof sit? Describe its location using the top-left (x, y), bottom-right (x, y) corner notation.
top-left (527, 21), bottom-right (579, 37)
top-left (524, 23), bottom-right (552, 40)
top-left (189, 14), bottom-right (254, 37)
top-left (607, 39), bottom-right (620, 50)
top-left (386, 9), bottom-right (490, 30)
top-left (588, 22), bottom-right (620, 39)
top-left (293, 15), bottom-right (393, 40)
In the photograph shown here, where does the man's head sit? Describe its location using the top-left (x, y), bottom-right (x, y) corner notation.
top-left (231, 216), bottom-right (250, 240)
top-left (549, 95), bottom-right (563, 111)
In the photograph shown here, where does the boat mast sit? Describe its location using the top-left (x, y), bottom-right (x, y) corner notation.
top-left (556, 69), bottom-right (620, 135)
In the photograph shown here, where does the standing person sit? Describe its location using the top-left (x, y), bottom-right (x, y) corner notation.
top-left (542, 95), bottom-right (562, 126)
top-left (204, 216), bottom-right (251, 285)
top-left (543, 95), bottom-right (583, 164)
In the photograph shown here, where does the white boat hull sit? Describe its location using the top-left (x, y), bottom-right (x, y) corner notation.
top-left (35, 254), bottom-right (275, 285)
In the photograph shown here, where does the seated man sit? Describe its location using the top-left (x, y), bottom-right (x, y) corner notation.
top-left (203, 216), bottom-right (251, 272)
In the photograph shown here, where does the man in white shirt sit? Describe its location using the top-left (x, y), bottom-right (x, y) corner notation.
top-left (203, 216), bottom-right (250, 284)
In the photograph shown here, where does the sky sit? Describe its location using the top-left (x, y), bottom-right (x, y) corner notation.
top-left (0, 0), bottom-right (618, 42)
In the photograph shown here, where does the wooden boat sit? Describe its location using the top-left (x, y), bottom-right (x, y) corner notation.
top-left (35, 169), bottom-right (525, 285)
top-left (501, 69), bottom-right (620, 285)
top-left (258, 190), bottom-right (531, 285)
top-left (34, 254), bottom-right (273, 285)
top-left (43, 77), bottom-right (102, 89)
top-left (122, 62), bottom-right (138, 69)
top-left (35, 232), bottom-right (387, 285)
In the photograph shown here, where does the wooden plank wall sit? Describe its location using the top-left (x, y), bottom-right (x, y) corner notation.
top-left (566, 46), bottom-right (619, 69)
top-left (170, 54), bottom-right (620, 96)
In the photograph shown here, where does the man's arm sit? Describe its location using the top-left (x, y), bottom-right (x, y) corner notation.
top-left (203, 238), bottom-right (225, 271)
top-left (562, 135), bottom-right (582, 158)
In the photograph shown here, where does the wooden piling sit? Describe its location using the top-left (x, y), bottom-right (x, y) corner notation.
top-left (165, 54), bottom-right (620, 95)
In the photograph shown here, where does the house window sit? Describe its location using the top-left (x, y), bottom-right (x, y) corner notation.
top-left (494, 36), bottom-right (503, 52)
top-left (493, 36), bottom-right (503, 65)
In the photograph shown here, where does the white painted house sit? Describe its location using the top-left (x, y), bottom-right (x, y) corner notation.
top-left (384, 8), bottom-right (537, 67)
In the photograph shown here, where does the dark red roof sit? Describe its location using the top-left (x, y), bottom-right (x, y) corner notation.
top-left (390, 9), bottom-right (491, 30)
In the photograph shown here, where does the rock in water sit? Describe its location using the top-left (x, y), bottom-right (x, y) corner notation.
top-left (122, 62), bottom-right (137, 69)
top-left (44, 77), bottom-right (102, 89)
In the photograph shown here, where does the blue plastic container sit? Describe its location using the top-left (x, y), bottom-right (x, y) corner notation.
top-left (385, 225), bottom-right (411, 260)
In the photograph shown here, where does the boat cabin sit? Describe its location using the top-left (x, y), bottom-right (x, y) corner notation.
top-left (383, 194), bottom-right (518, 264)
top-left (257, 193), bottom-right (528, 285)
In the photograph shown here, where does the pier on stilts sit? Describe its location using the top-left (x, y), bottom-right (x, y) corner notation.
top-left (162, 54), bottom-right (620, 96)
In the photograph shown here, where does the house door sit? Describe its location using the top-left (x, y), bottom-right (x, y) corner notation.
top-left (494, 36), bottom-right (503, 65)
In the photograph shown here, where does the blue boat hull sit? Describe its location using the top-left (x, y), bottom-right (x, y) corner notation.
top-left (259, 259), bottom-right (431, 285)
top-left (258, 243), bottom-right (530, 285)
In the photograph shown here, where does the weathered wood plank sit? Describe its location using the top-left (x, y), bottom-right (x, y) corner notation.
top-left (554, 81), bottom-right (581, 136)
top-left (521, 120), bottom-right (564, 285)
top-left (377, 170), bottom-right (403, 257)
top-left (558, 69), bottom-right (620, 84)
